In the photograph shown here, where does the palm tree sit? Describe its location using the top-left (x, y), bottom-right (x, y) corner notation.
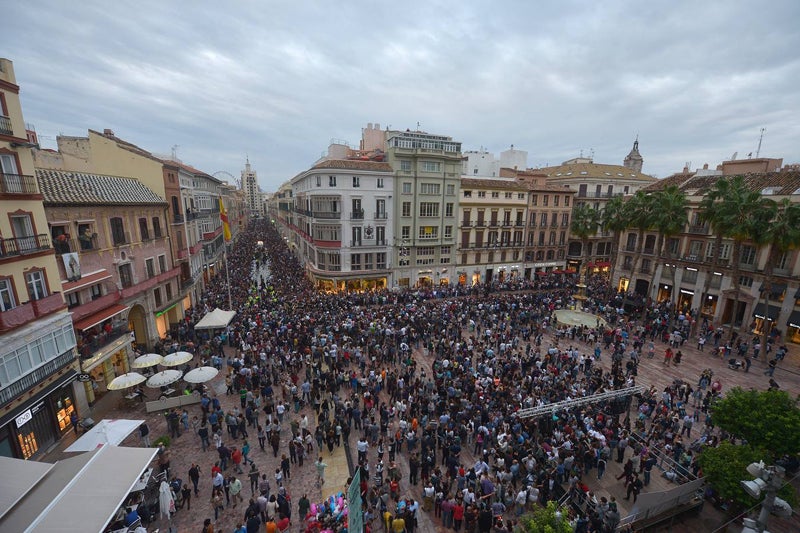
top-left (752, 198), bottom-right (800, 351)
top-left (623, 191), bottom-right (655, 296)
top-left (647, 186), bottom-right (689, 307)
top-left (701, 176), bottom-right (768, 338)
top-left (601, 195), bottom-right (627, 289)
top-left (570, 203), bottom-right (601, 282)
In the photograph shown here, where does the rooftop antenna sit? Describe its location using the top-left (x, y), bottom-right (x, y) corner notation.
top-left (416, 121), bottom-right (421, 130)
top-left (579, 149), bottom-right (584, 158)
top-left (756, 127), bottom-right (766, 158)
top-left (589, 148), bottom-right (595, 160)
top-left (171, 144), bottom-right (179, 160)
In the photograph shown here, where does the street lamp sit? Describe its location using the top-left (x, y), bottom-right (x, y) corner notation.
top-left (740, 461), bottom-right (792, 533)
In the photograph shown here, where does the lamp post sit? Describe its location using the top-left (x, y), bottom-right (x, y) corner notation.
top-left (740, 462), bottom-right (791, 533)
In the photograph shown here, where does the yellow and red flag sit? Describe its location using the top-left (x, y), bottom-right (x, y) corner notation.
top-left (219, 197), bottom-right (231, 241)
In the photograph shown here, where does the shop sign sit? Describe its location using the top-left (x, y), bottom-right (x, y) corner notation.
top-left (77, 373), bottom-right (92, 382)
top-left (15, 409), bottom-right (33, 428)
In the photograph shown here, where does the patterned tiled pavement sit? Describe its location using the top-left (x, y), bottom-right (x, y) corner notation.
top-left (45, 320), bottom-right (800, 533)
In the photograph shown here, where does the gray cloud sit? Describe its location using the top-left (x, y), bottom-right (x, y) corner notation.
top-left (6, 0), bottom-right (799, 190)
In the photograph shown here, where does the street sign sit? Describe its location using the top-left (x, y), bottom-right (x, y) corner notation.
top-left (77, 373), bottom-right (92, 382)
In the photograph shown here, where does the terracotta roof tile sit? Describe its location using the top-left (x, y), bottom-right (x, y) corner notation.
top-left (312, 159), bottom-right (393, 172)
top-left (36, 169), bottom-right (166, 205)
top-left (459, 178), bottom-right (528, 190)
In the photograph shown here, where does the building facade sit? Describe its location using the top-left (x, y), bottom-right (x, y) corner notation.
top-left (361, 126), bottom-right (462, 288)
top-left (532, 143), bottom-right (657, 272)
top-left (289, 157), bottom-right (394, 291)
top-left (0, 58), bottom-right (77, 460)
top-left (241, 160), bottom-right (260, 216)
top-left (36, 169), bottom-right (178, 402)
top-left (612, 167), bottom-right (800, 345)
top-left (457, 178), bottom-right (529, 285)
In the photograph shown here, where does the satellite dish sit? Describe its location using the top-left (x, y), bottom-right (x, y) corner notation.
top-left (730, 151), bottom-right (738, 161)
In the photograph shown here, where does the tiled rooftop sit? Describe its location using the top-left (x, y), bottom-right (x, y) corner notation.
top-left (36, 169), bottom-right (167, 206)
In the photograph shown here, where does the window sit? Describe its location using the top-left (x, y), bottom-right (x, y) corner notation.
top-left (463, 190), bottom-right (472, 198)
top-left (401, 226), bottom-right (410, 239)
top-left (562, 213), bottom-right (570, 226)
top-left (475, 252), bottom-right (482, 263)
top-left (376, 226), bottom-right (386, 245)
top-left (402, 182), bottom-right (412, 194)
top-left (518, 193), bottom-right (525, 200)
top-left (119, 264), bottom-right (134, 288)
top-left (444, 226), bottom-right (453, 238)
top-left (531, 195), bottom-right (538, 206)
top-left (316, 175), bottom-right (321, 187)
top-left (564, 195), bottom-right (570, 206)
top-left (477, 191), bottom-right (486, 198)
top-left (145, 258), bottom-right (156, 278)
top-left (422, 161), bottom-right (441, 172)
top-left (505, 192), bottom-right (512, 199)
top-left (420, 202), bottom-right (439, 217)
top-left (377, 178), bottom-right (384, 188)
top-left (166, 282), bottom-right (173, 301)
top-left (352, 176), bottom-right (360, 188)
top-left (352, 226), bottom-right (362, 246)
top-left (10, 213), bottom-right (35, 251)
top-left (446, 184), bottom-right (455, 195)
top-left (420, 183), bottom-right (440, 195)
top-left (26, 270), bottom-right (47, 300)
top-left (740, 245), bottom-right (756, 265)
top-left (0, 278), bottom-right (16, 311)
top-left (553, 195), bottom-right (559, 206)
top-left (91, 283), bottom-right (102, 300)
top-left (706, 242), bottom-right (731, 260)
top-left (419, 226), bottom-right (438, 239)
top-left (559, 231), bottom-right (566, 245)
top-left (491, 192), bottom-right (499, 198)
top-left (351, 253), bottom-right (362, 270)
top-left (400, 160), bottom-right (412, 172)
top-left (543, 195), bottom-right (549, 206)
top-left (540, 213), bottom-right (548, 226)
top-left (158, 254), bottom-right (167, 273)
top-left (328, 175), bottom-right (337, 187)
top-left (417, 246), bottom-right (435, 255)
top-left (440, 246), bottom-right (451, 263)
top-left (139, 218), bottom-right (150, 240)
top-left (739, 276), bottom-right (753, 288)
top-left (110, 217), bottom-right (126, 245)
top-left (445, 203), bottom-right (454, 217)
top-left (66, 292), bottom-right (80, 309)
top-left (154, 287), bottom-right (163, 307)
top-left (377, 252), bottom-right (387, 269)
top-left (402, 202), bottom-right (412, 217)
top-left (152, 217), bottom-right (162, 238)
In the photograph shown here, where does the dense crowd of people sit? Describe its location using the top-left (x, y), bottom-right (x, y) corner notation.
top-left (142, 218), bottom-right (785, 533)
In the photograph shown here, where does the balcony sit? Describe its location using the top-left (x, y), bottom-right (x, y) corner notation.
top-left (502, 221), bottom-right (513, 227)
top-left (0, 115), bottom-right (12, 135)
top-left (78, 324), bottom-right (130, 359)
top-left (0, 293), bottom-right (65, 332)
top-left (475, 221), bottom-right (486, 227)
top-left (172, 213), bottom-right (184, 224)
top-left (54, 234), bottom-right (99, 255)
top-left (576, 191), bottom-right (618, 198)
top-left (1, 173), bottom-right (38, 194)
top-left (625, 245), bottom-right (636, 252)
top-left (315, 211), bottom-right (341, 220)
top-left (515, 221), bottom-right (525, 227)
top-left (643, 247), bottom-right (655, 255)
top-left (0, 233), bottom-right (51, 259)
top-left (350, 210), bottom-right (365, 220)
top-left (31, 292), bottom-right (66, 316)
top-left (461, 221), bottom-right (472, 227)
top-left (374, 212), bottom-right (387, 220)
top-left (688, 224), bottom-right (709, 234)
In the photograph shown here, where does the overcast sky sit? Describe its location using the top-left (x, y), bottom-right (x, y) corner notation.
top-left (5, 0), bottom-right (799, 190)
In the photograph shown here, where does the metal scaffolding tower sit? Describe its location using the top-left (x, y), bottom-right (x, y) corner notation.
top-left (516, 385), bottom-right (645, 420)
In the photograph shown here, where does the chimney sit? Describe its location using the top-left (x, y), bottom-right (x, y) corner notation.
top-left (103, 128), bottom-right (115, 136)
top-left (703, 163), bottom-right (708, 170)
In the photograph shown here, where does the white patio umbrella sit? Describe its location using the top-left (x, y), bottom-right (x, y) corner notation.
top-left (183, 366), bottom-right (219, 383)
top-left (146, 369), bottom-right (183, 388)
top-left (161, 350), bottom-right (193, 367)
top-left (159, 480), bottom-right (175, 520)
top-left (107, 372), bottom-right (146, 390)
top-left (131, 352), bottom-right (164, 369)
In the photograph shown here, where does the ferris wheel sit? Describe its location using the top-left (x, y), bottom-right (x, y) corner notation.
top-left (213, 171), bottom-right (239, 188)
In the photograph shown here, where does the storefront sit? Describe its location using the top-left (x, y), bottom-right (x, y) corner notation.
top-left (677, 289), bottom-right (695, 312)
top-left (81, 335), bottom-right (132, 405)
top-left (701, 293), bottom-right (718, 318)
top-left (788, 311), bottom-right (800, 344)
top-left (457, 271), bottom-right (467, 286)
top-left (752, 303), bottom-right (781, 338)
top-left (0, 371), bottom-right (77, 460)
top-left (618, 277), bottom-right (630, 292)
top-left (657, 284), bottom-right (672, 302)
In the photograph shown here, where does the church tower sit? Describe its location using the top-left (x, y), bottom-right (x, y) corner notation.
top-left (623, 137), bottom-right (644, 173)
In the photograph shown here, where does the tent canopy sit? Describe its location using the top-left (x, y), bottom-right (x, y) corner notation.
top-left (194, 307), bottom-right (236, 330)
top-left (0, 444), bottom-right (157, 533)
top-left (64, 419), bottom-right (144, 453)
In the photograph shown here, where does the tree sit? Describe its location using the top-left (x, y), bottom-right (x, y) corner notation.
top-left (601, 195), bottom-right (627, 290)
top-left (710, 387), bottom-right (800, 459)
top-left (516, 501), bottom-right (573, 533)
top-left (647, 186), bottom-right (688, 307)
top-left (697, 442), bottom-right (773, 509)
top-left (570, 203), bottom-right (601, 281)
top-left (621, 191), bottom-right (654, 296)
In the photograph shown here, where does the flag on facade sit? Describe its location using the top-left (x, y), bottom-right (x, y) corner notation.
top-left (219, 197), bottom-right (231, 241)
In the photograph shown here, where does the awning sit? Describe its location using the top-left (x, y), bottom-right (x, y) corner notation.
top-left (194, 308), bottom-right (236, 330)
top-left (752, 303), bottom-right (781, 320)
top-left (564, 268), bottom-right (576, 274)
top-left (65, 419), bottom-right (144, 453)
top-left (759, 282), bottom-right (787, 297)
top-left (61, 270), bottom-right (112, 294)
top-left (0, 459), bottom-right (53, 520)
top-left (595, 261), bottom-right (612, 268)
top-left (74, 304), bottom-right (130, 331)
top-left (787, 310), bottom-right (800, 328)
top-left (0, 444), bottom-right (158, 533)
top-left (536, 271), bottom-right (548, 276)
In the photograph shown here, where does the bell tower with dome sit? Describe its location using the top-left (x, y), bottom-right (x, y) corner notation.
top-left (623, 137), bottom-right (644, 173)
